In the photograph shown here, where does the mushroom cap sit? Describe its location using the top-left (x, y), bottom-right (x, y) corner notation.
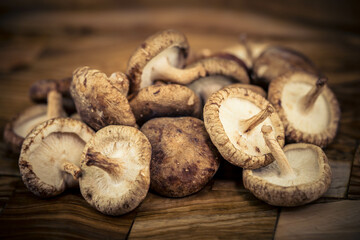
top-left (268, 71), bottom-right (340, 147)
top-left (129, 84), bottom-right (201, 125)
top-left (4, 103), bottom-right (68, 154)
top-left (253, 46), bottom-right (317, 88)
top-left (127, 29), bottom-right (189, 93)
top-left (19, 118), bottom-right (95, 198)
top-left (222, 83), bottom-right (266, 98)
top-left (29, 77), bottom-right (75, 114)
top-left (204, 87), bottom-right (284, 169)
top-left (243, 143), bottom-right (332, 206)
top-left (187, 56), bottom-right (250, 104)
top-left (222, 41), bottom-right (269, 68)
top-left (140, 117), bottom-right (221, 197)
top-left (70, 66), bottom-right (136, 130)
top-left (79, 125), bottom-right (151, 216)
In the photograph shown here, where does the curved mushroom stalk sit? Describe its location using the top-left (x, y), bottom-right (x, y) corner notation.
top-left (150, 53), bottom-right (206, 85)
top-left (62, 161), bottom-right (82, 180)
top-left (239, 105), bottom-right (274, 133)
top-left (85, 149), bottom-right (123, 181)
top-left (262, 125), bottom-right (296, 179)
top-left (299, 77), bottom-right (327, 114)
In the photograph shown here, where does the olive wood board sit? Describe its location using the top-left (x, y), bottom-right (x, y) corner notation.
top-left (0, 8), bottom-right (359, 240)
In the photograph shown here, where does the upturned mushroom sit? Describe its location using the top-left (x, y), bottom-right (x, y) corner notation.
top-left (4, 90), bottom-right (66, 154)
top-left (70, 66), bottom-right (136, 130)
top-left (204, 87), bottom-right (284, 169)
top-left (79, 125), bottom-right (151, 216)
top-left (187, 56), bottom-right (250, 105)
top-left (268, 71), bottom-right (340, 147)
top-left (126, 29), bottom-right (206, 93)
top-left (252, 46), bottom-right (317, 88)
top-left (29, 77), bottom-right (76, 114)
top-left (222, 83), bottom-right (266, 98)
top-left (129, 84), bottom-right (202, 125)
top-left (19, 118), bottom-right (95, 197)
top-left (141, 117), bottom-right (221, 197)
top-left (243, 125), bottom-right (331, 206)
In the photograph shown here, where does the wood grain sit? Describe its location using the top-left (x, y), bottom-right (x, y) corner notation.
top-left (0, 183), bottom-right (136, 240)
top-left (348, 145), bottom-right (360, 199)
top-left (129, 190), bottom-right (278, 240)
top-left (275, 200), bottom-right (360, 240)
top-left (0, 7), bottom-right (359, 239)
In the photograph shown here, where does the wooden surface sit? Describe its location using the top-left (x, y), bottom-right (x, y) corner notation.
top-left (0, 8), bottom-right (359, 239)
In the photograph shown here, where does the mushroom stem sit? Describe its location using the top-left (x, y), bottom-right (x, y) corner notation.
top-left (47, 90), bottom-right (63, 119)
top-left (240, 105), bottom-right (274, 133)
top-left (262, 125), bottom-right (296, 178)
top-left (62, 162), bottom-right (81, 180)
top-left (85, 149), bottom-right (122, 179)
top-left (152, 56), bottom-right (206, 85)
top-left (299, 77), bottom-right (327, 114)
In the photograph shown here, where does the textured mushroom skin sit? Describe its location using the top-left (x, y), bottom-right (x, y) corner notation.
top-left (268, 72), bottom-right (340, 147)
top-left (243, 143), bottom-right (332, 206)
top-left (223, 83), bottom-right (266, 98)
top-left (141, 117), bottom-right (221, 197)
top-left (19, 118), bottom-right (95, 198)
top-left (70, 66), bottom-right (136, 130)
top-left (204, 87), bottom-right (284, 169)
top-left (253, 46), bottom-right (317, 88)
top-left (80, 126), bottom-right (151, 216)
top-left (126, 29), bottom-right (189, 93)
top-left (129, 84), bottom-right (202, 125)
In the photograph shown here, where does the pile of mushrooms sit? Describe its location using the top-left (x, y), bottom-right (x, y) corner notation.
top-left (4, 29), bottom-right (341, 215)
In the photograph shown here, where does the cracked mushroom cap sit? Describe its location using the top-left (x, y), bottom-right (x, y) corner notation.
top-left (268, 71), bottom-right (340, 147)
top-left (243, 143), bottom-right (331, 206)
top-left (19, 118), bottom-right (95, 198)
top-left (204, 87), bottom-right (284, 169)
top-left (252, 46), bottom-right (317, 88)
top-left (79, 125), bottom-right (151, 216)
top-left (70, 66), bottom-right (135, 130)
top-left (127, 29), bottom-right (206, 93)
top-left (129, 84), bottom-right (201, 125)
top-left (187, 56), bottom-right (250, 105)
top-left (141, 117), bottom-right (221, 197)
top-left (4, 91), bottom-right (67, 154)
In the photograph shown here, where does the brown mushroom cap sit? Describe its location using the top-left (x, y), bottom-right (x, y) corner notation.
top-left (29, 77), bottom-right (75, 114)
top-left (187, 56), bottom-right (250, 104)
top-left (70, 66), bottom-right (136, 130)
top-left (141, 117), bottom-right (221, 197)
top-left (19, 118), bottom-right (95, 198)
top-left (268, 71), bottom-right (340, 147)
top-left (126, 29), bottom-right (207, 93)
top-left (204, 87), bottom-right (284, 169)
top-left (129, 84), bottom-right (201, 125)
top-left (243, 143), bottom-right (331, 206)
top-left (252, 46), bottom-right (317, 88)
top-left (79, 125), bottom-right (151, 216)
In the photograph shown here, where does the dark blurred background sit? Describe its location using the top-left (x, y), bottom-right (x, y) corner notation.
top-left (1, 0), bottom-right (359, 33)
